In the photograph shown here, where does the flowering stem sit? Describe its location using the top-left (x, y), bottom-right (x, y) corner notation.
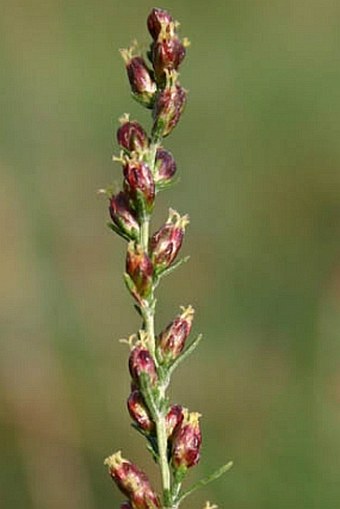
top-left (140, 138), bottom-right (173, 506)
top-left (140, 217), bottom-right (156, 358)
top-left (140, 217), bottom-right (150, 251)
top-left (156, 411), bottom-right (172, 506)
top-left (103, 8), bottom-right (232, 509)
top-left (141, 276), bottom-right (173, 505)
top-left (139, 137), bottom-right (159, 359)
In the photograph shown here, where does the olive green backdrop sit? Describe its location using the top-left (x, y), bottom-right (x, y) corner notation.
top-left (1, 1), bottom-right (340, 508)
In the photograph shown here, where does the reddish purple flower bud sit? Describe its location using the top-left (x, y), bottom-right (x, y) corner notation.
top-left (152, 83), bottom-right (187, 138)
top-left (126, 243), bottom-right (154, 299)
top-left (109, 192), bottom-right (140, 240)
top-left (127, 57), bottom-right (157, 107)
top-left (165, 404), bottom-right (184, 439)
top-left (124, 160), bottom-right (155, 212)
top-left (157, 306), bottom-right (194, 364)
top-left (117, 116), bottom-right (149, 153)
top-left (150, 209), bottom-right (189, 272)
top-left (129, 342), bottom-right (158, 386)
top-left (154, 148), bottom-right (177, 184)
top-left (172, 411), bottom-right (202, 470)
top-left (121, 49), bottom-right (157, 108)
top-left (104, 452), bottom-right (160, 509)
top-left (152, 37), bottom-right (186, 79)
top-left (147, 8), bottom-right (174, 40)
top-left (127, 390), bottom-right (154, 432)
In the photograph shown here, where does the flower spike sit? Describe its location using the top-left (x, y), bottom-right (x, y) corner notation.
top-left (102, 8), bottom-right (232, 509)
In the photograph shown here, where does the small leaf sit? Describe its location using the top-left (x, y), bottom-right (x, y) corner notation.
top-left (146, 442), bottom-right (159, 463)
top-left (131, 92), bottom-right (155, 110)
top-left (134, 304), bottom-right (143, 317)
top-left (156, 256), bottom-right (190, 280)
top-left (123, 273), bottom-right (142, 305)
top-left (131, 422), bottom-right (159, 462)
top-left (123, 272), bottom-right (136, 294)
top-left (131, 422), bottom-right (147, 438)
top-left (155, 176), bottom-right (180, 192)
top-left (139, 373), bottom-right (158, 420)
top-left (107, 222), bottom-right (131, 242)
top-left (167, 333), bottom-right (203, 379)
top-left (176, 461), bottom-right (234, 504)
top-left (134, 189), bottom-right (149, 220)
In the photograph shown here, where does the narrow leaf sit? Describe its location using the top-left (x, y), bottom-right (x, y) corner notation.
top-left (168, 333), bottom-right (203, 378)
top-left (176, 461), bottom-right (233, 504)
top-left (107, 222), bottom-right (131, 242)
top-left (157, 256), bottom-right (190, 280)
top-left (155, 176), bottom-right (180, 192)
top-left (123, 272), bottom-right (136, 295)
top-left (139, 373), bottom-right (158, 420)
top-left (134, 304), bottom-right (143, 317)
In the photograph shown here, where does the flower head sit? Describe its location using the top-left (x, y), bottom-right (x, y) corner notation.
top-left (152, 36), bottom-right (186, 80)
top-left (154, 148), bottom-right (177, 184)
top-left (152, 81), bottom-right (187, 138)
top-left (117, 115), bottom-right (149, 153)
top-left (126, 243), bottom-right (154, 299)
top-left (127, 390), bottom-right (154, 432)
top-left (165, 404), bottom-right (184, 439)
top-left (172, 411), bottom-right (202, 470)
top-left (157, 306), bottom-right (194, 364)
top-left (147, 8), bottom-right (174, 40)
top-left (128, 341), bottom-right (158, 386)
top-left (109, 191), bottom-right (140, 240)
top-left (123, 159), bottom-right (155, 213)
top-left (150, 209), bottom-right (189, 272)
top-left (121, 47), bottom-right (157, 108)
top-left (104, 452), bottom-right (160, 509)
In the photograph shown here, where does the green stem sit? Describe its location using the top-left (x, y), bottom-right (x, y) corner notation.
top-left (148, 141), bottom-right (159, 170)
top-left (156, 408), bottom-right (172, 504)
top-left (140, 216), bottom-right (156, 357)
top-left (140, 219), bottom-right (149, 251)
top-left (140, 139), bottom-right (172, 508)
top-left (144, 303), bottom-right (156, 360)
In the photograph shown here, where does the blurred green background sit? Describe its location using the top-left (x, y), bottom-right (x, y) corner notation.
top-left (1, 0), bottom-right (340, 508)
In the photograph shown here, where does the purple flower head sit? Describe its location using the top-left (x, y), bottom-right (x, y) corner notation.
top-left (172, 411), bottom-right (202, 470)
top-left (126, 243), bottom-right (154, 299)
top-left (150, 209), bottom-right (189, 272)
top-left (157, 306), bottom-right (194, 364)
top-left (104, 452), bottom-right (160, 509)
top-left (117, 116), bottom-right (149, 153)
top-left (109, 191), bottom-right (139, 240)
top-left (153, 82), bottom-right (187, 138)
